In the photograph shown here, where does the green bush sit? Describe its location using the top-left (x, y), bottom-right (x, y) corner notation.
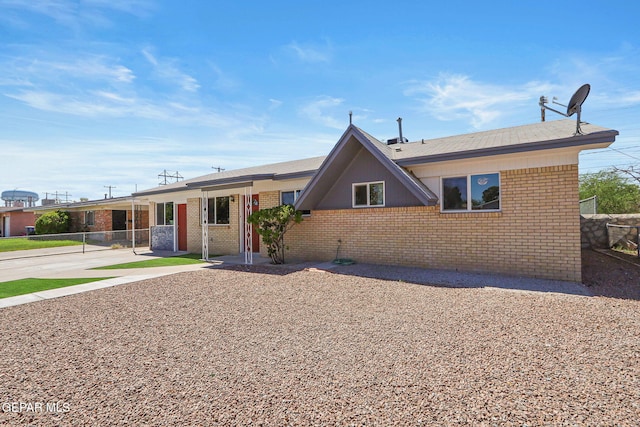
top-left (35, 210), bottom-right (71, 235)
top-left (247, 204), bottom-right (303, 264)
top-left (579, 169), bottom-right (640, 214)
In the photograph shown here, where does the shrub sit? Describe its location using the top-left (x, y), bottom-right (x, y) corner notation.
top-left (35, 210), bottom-right (71, 235)
top-left (579, 169), bottom-right (640, 214)
top-left (247, 204), bottom-right (303, 264)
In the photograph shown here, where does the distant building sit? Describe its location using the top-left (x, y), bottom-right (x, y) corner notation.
top-left (0, 207), bottom-right (36, 237)
top-left (1, 190), bottom-right (39, 208)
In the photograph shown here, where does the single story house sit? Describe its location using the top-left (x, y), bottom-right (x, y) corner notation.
top-left (0, 207), bottom-right (36, 237)
top-left (29, 196), bottom-right (149, 233)
top-left (133, 119), bottom-right (617, 282)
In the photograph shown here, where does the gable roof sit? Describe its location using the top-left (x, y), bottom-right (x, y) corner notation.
top-left (294, 125), bottom-right (439, 211)
top-left (133, 119), bottom-right (617, 203)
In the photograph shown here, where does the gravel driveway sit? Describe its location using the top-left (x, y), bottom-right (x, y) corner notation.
top-left (1, 265), bottom-right (639, 425)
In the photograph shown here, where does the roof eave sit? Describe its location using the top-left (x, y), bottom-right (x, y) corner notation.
top-left (186, 174), bottom-right (274, 190)
top-left (396, 129), bottom-right (619, 167)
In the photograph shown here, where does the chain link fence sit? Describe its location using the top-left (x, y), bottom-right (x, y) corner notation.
top-left (0, 229), bottom-right (150, 259)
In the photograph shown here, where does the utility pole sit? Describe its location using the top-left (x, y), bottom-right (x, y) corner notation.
top-left (158, 170), bottom-right (184, 185)
top-left (212, 166), bottom-right (225, 173)
top-left (104, 185), bottom-right (116, 198)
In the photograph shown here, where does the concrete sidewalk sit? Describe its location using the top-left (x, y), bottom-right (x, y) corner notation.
top-left (0, 248), bottom-right (254, 309)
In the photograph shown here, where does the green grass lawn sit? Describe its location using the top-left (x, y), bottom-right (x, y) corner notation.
top-left (93, 253), bottom-right (206, 270)
top-left (0, 237), bottom-right (83, 252)
top-left (0, 277), bottom-right (113, 299)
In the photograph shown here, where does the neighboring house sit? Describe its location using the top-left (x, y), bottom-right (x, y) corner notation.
top-left (134, 119), bottom-right (617, 282)
top-left (0, 207), bottom-right (36, 237)
top-left (29, 196), bottom-right (149, 233)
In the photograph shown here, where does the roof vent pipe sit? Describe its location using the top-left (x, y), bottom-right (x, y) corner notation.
top-left (397, 117), bottom-right (404, 143)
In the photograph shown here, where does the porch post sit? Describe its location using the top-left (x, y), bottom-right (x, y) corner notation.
top-left (202, 191), bottom-right (209, 261)
top-left (244, 187), bottom-right (253, 265)
top-left (131, 197), bottom-right (136, 255)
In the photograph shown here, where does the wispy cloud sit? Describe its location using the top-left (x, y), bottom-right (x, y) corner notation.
top-left (4, 89), bottom-right (250, 128)
top-left (0, 0), bottom-right (153, 28)
top-left (141, 47), bottom-right (200, 92)
top-left (286, 40), bottom-right (332, 63)
top-left (404, 74), bottom-right (550, 128)
top-left (269, 98), bottom-right (283, 110)
top-left (299, 96), bottom-right (346, 129)
top-left (1, 55), bottom-right (135, 86)
top-left (208, 63), bottom-right (239, 92)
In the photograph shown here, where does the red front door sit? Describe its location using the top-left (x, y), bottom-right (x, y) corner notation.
top-left (177, 203), bottom-right (187, 251)
top-left (251, 194), bottom-right (260, 252)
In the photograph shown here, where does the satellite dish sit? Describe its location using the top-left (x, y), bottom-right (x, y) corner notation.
top-left (566, 84), bottom-right (590, 117)
top-left (538, 83), bottom-right (591, 135)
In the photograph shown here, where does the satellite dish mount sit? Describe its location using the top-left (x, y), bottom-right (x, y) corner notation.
top-left (538, 83), bottom-right (590, 136)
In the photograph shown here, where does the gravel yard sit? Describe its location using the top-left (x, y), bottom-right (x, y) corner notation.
top-left (1, 264), bottom-right (639, 425)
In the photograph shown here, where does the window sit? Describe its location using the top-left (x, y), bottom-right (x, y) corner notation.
top-left (85, 211), bottom-right (95, 226)
top-left (441, 173), bottom-right (500, 212)
top-left (281, 190), bottom-right (301, 206)
top-left (156, 202), bottom-right (174, 225)
top-left (352, 181), bottom-right (385, 207)
top-left (205, 196), bottom-right (230, 225)
top-left (280, 190), bottom-right (311, 215)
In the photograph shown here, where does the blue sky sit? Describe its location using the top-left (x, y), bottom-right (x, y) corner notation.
top-left (1, 0), bottom-right (639, 201)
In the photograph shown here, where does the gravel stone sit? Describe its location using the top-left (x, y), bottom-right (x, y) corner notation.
top-left (1, 265), bottom-right (639, 425)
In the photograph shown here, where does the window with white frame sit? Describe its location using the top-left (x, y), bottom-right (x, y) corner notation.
top-left (205, 196), bottom-right (230, 225)
top-left (281, 190), bottom-right (301, 206)
top-left (441, 173), bottom-right (500, 212)
top-left (352, 181), bottom-right (385, 207)
top-left (85, 211), bottom-right (95, 226)
top-left (156, 202), bottom-right (174, 225)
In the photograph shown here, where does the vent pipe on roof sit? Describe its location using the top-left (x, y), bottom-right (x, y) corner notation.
top-left (397, 117), bottom-right (404, 143)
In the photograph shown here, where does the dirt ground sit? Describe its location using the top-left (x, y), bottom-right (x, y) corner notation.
top-left (582, 247), bottom-right (640, 300)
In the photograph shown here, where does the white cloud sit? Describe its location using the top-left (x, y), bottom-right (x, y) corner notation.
top-left (404, 74), bottom-right (550, 128)
top-left (299, 96), bottom-right (346, 129)
top-left (0, 0), bottom-right (153, 28)
top-left (6, 55), bottom-right (135, 85)
top-left (207, 63), bottom-right (239, 92)
top-left (286, 41), bottom-right (331, 63)
top-left (269, 99), bottom-right (283, 110)
top-left (141, 47), bottom-right (200, 92)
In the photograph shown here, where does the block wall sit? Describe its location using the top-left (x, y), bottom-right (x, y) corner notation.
top-left (286, 165), bottom-right (582, 282)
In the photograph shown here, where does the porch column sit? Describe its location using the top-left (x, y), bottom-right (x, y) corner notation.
top-left (244, 187), bottom-right (253, 265)
top-left (201, 191), bottom-right (209, 261)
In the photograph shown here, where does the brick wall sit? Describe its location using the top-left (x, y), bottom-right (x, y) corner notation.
top-left (68, 210), bottom-right (112, 232)
top-left (286, 165), bottom-right (581, 282)
top-left (187, 196), bottom-right (241, 255)
top-left (259, 191), bottom-right (280, 210)
top-left (128, 209), bottom-right (149, 230)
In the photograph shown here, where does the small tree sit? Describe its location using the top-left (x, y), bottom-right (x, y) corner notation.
top-left (247, 204), bottom-right (303, 264)
top-left (35, 210), bottom-right (71, 235)
top-left (579, 169), bottom-right (640, 214)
